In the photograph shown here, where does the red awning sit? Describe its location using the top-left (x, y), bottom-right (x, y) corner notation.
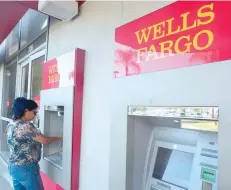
top-left (0, 1), bottom-right (38, 43)
top-left (0, 0), bottom-right (85, 44)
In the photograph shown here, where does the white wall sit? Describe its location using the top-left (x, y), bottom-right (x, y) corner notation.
top-left (48, 2), bottom-right (120, 190)
top-left (111, 60), bottom-right (231, 190)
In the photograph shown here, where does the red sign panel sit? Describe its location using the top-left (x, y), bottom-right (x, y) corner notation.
top-left (6, 98), bottom-right (11, 108)
top-left (114, 1), bottom-right (231, 77)
top-left (42, 50), bottom-right (75, 90)
top-left (42, 59), bottom-right (60, 90)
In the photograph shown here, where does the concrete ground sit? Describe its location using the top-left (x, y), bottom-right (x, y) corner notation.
top-left (0, 176), bottom-right (12, 190)
top-left (0, 157), bottom-right (13, 190)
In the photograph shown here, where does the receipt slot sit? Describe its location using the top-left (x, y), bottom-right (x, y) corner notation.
top-left (126, 106), bottom-right (218, 190)
top-left (39, 87), bottom-right (74, 190)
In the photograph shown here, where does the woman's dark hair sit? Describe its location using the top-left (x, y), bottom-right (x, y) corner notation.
top-left (12, 97), bottom-right (38, 121)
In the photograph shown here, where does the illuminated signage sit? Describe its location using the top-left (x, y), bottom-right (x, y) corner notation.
top-left (114, 2), bottom-right (231, 77)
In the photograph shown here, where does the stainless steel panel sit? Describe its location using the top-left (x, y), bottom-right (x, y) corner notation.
top-left (39, 86), bottom-right (74, 190)
top-left (43, 107), bottom-right (64, 169)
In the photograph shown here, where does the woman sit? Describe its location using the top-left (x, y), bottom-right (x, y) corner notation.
top-left (7, 97), bottom-right (62, 190)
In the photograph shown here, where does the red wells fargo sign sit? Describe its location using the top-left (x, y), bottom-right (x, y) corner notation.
top-left (114, 1), bottom-right (231, 77)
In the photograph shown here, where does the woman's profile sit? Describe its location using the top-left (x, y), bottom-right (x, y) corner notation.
top-left (7, 97), bottom-right (62, 190)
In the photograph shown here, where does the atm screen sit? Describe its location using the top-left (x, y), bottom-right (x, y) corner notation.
top-left (152, 147), bottom-right (194, 189)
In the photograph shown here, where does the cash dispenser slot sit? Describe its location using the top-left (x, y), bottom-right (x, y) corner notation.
top-left (43, 105), bottom-right (64, 170)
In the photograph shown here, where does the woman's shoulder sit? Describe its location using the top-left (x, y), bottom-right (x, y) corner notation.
top-left (7, 121), bottom-right (33, 131)
top-left (7, 121), bottom-right (17, 128)
top-left (8, 121), bottom-right (38, 139)
top-left (8, 120), bottom-right (25, 126)
top-left (13, 120), bottom-right (33, 125)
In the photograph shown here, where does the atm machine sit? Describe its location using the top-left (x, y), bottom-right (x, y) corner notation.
top-left (39, 87), bottom-right (74, 190)
top-left (127, 106), bottom-right (218, 190)
top-left (37, 48), bottom-right (85, 190)
top-left (144, 128), bottom-right (218, 190)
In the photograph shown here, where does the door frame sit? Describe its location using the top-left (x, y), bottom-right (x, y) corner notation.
top-left (18, 49), bottom-right (46, 99)
top-left (19, 60), bottom-right (30, 98)
top-left (29, 50), bottom-right (46, 100)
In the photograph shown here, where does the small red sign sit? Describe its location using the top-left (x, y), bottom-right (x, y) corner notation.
top-left (34, 96), bottom-right (40, 109)
top-left (114, 1), bottom-right (231, 77)
top-left (6, 98), bottom-right (10, 108)
top-left (42, 59), bottom-right (60, 90)
top-left (42, 50), bottom-right (75, 90)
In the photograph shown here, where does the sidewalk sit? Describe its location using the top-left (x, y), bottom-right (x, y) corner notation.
top-left (0, 157), bottom-right (12, 190)
top-left (0, 176), bottom-right (12, 190)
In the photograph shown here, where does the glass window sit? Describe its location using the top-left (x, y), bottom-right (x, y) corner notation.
top-left (0, 119), bottom-right (10, 162)
top-left (0, 40), bottom-right (6, 63)
top-left (31, 55), bottom-right (45, 128)
top-left (6, 23), bottom-right (20, 59)
top-left (21, 64), bottom-right (29, 98)
top-left (1, 62), bottom-right (17, 118)
top-left (181, 119), bottom-right (218, 132)
top-left (31, 55), bottom-right (45, 100)
top-left (20, 9), bottom-right (48, 49)
top-left (18, 32), bottom-right (47, 61)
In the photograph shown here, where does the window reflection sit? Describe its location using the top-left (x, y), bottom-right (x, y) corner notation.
top-left (1, 62), bottom-right (17, 118)
top-left (0, 120), bottom-right (10, 162)
top-left (6, 23), bottom-right (20, 59)
top-left (0, 40), bottom-right (6, 63)
top-left (21, 64), bottom-right (29, 98)
top-left (128, 106), bottom-right (219, 120)
top-left (31, 55), bottom-right (45, 100)
top-left (181, 119), bottom-right (218, 132)
top-left (20, 9), bottom-right (48, 49)
top-left (31, 55), bottom-right (45, 128)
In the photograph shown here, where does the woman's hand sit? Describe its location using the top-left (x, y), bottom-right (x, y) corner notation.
top-left (32, 134), bottom-right (63, 144)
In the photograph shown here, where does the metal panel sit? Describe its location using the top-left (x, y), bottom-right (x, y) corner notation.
top-left (0, 40), bottom-right (6, 64)
top-left (39, 86), bottom-right (74, 190)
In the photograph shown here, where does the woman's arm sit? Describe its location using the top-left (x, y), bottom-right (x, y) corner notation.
top-left (32, 134), bottom-right (62, 144)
